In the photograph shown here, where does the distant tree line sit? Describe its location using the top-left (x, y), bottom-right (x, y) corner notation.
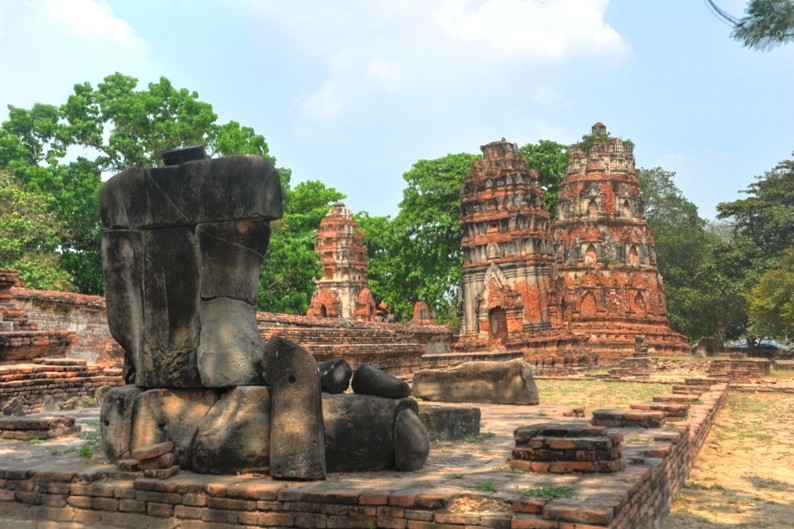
top-left (1, 73), bottom-right (791, 343)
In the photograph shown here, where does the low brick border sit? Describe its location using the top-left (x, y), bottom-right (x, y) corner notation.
top-left (0, 384), bottom-right (727, 529)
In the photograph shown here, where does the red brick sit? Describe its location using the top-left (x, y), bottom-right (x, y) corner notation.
top-left (119, 499), bottom-right (146, 513)
top-left (146, 502), bottom-right (174, 518)
top-left (259, 511), bottom-right (296, 526)
top-left (295, 512), bottom-right (327, 528)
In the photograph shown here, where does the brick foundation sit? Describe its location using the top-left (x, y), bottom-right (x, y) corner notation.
top-left (0, 383), bottom-right (727, 528)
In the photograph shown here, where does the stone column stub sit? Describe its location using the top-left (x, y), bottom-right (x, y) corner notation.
top-left (100, 152), bottom-right (283, 388)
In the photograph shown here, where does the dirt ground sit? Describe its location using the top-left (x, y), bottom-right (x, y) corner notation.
top-left (662, 391), bottom-right (794, 528)
top-left (536, 379), bottom-right (794, 528)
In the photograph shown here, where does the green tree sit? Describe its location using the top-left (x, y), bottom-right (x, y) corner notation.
top-left (717, 152), bottom-right (794, 258)
top-left (0, 175), bottom-right (72, 289)
top-left (733, 0), bottom-right (794, 50)
top-left (745, 247), bottom-right (794, 339)
top-left (0, 72), bottom-right (291, 296)
top-left (359, 153), bottom-right (478, 322)
top-left (636, 167), bottom-right (714, 339)
top-left (258, 180), bottom-right (345, 315)
top-left (706, 0), bottom-right (794, 50)
top-left (519, 140), bottom-right (568, 211)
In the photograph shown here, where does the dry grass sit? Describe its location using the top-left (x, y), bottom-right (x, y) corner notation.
top-left (536, 379), bottom-right (794, 527)
top-left (535, 379), bottom-right (671, 417)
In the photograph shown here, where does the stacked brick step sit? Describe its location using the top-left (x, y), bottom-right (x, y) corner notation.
top-left (708, 359), bottom-right (772, 380)
top-left (608, 357), bottom-right (653, 379)
top-left (0, 416), bottom-right (76, 440)
top-left (591, 409), bottom-right (666, 428)
top-left (629, 401), bottom-right (690, 420)
top-left (0, 360), bottom-right (123, 414)
top-left (653, 393), bottom-right (701, 404)
top-left (509, 421), bottom-right (626, 473)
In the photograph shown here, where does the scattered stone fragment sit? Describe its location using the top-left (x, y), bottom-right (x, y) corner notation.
top-left (418, 406), bottom-right (481, 440)
top-left (115, 459), bottom-right (139, 472)
top-left (322, 393), bottom-right (426, 472)
top-left (138, 452), bottom-right (175, 470)
top-left (394, 408), bottom-right (430, 471)
top-left (318, 358), bottom-right (352, 394)
top-left (143, 466), bottom-right (179, 479)
top-left (351, 363), bottom-right (410, 398)
top-left (131, 441), bottom-right (174, 461)
top-left (412, 359), bottom-right (539, 405)
top-left (263, 335), bottom-right (326, 480)
top-left (1, 396), bottom-right (26, 416)
top-left (100, 385), bottom-right (142, 462)
top-left (193, 386), bottom-right (271, 475)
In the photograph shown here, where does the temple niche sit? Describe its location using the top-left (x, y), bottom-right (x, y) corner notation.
top-left (551, 123), bottom-right (690, 361)
top-left (454, 140), bottom-right (590, 367)
top-left (307, 202), bottom-right (376, 322)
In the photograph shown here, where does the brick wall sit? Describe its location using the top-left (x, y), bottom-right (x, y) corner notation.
top-left (10, 288), bottom-right (116, 366)
top-left (0, 359), bottom-right (124, 414)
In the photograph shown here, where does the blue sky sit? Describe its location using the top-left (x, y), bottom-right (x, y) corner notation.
top-left (1, 0), bottom-right (792, 220)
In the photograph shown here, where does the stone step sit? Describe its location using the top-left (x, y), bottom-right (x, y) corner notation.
top-left (652, 393), bottom-right (701, 403)
top-left (591, 409), bottom-right (665, 428)
top-left (629, 401), bottom-right (689, 418)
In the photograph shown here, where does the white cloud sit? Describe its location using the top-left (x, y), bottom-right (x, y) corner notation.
top-left (0, 0), bottom-right (152, 115)
top-left (250, 0), bottom-right (630, 126)
top-left (434, 0), bottom-right (627, 58)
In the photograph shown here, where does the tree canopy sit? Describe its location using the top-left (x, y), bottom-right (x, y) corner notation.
top-left (0, 73), bottom-right (325, 306)
top-left (706, 0), bottom-right (794, 50)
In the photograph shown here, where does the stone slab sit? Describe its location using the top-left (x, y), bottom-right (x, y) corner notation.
top-left (412, 359), bottom-right (539, 405)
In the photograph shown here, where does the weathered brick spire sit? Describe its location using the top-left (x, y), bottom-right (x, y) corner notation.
top-left (307, 202), bottom-right (376, 322)
top-left (551, 123), bottom-right (690, 360)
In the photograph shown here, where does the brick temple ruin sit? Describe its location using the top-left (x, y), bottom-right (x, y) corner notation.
top-left (453, 139), bottom-right (592, 368)
top-left (307, 202), bottom-right (376, 322)
top-left (454, 124), bottom-right (690, 364)
top-left (553, 123), bottom-right (690, 361)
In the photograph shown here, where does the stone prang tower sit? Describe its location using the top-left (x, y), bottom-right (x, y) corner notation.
top-left (454, 140), bottom-right (590, 366)
top-left (307, 202), bottom-right (376, 322)
top-left (551, 123), bottom-right (690, 361)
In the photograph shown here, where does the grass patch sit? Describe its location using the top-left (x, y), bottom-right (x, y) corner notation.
top-left (451, 473), bottom-right (463, 479)
top-left (79, 445), bottom-right (92, 458)
top-left (476, 482), bottom-right (496, 492)
top-left (464, 436), bottom-right (483, 443)
top-left (27, 437), bottom-right (46, 445)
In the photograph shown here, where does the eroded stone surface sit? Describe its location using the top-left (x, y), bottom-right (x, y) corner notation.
top-left (140, 227), bottom-right (202, 388)
top-left (351, 363), bottom-right (410, 398)
top-left (318, 358), bottom-right (352, 394)
top-left (412, 359), bottom-right (539, 405)
top-left (322, 393), bottom-right (419, 472)
top-left (100, 155), bottom-right (283, 230)
top-left (130, 388), bottom-right (219, 469)
top-left (197, 297), bottom-right (264, 387)
top-left (100, 385), bottom-right (142, 463)
top-left (263, 335), bottom-right (326, 480)
top-left (193, 386), bottom-right (271, 475)
top-left (394, 408), bottom-right (430, 471)
top-left (196, 220), bottom-right (270, 305)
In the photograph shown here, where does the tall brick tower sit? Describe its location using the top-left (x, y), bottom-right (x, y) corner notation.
top-left (552, 123), bottom-right (690, 360)
top-left (455, 140), bottom-right (590, 365)
top-left (307, 202), bottom-right (376, 322)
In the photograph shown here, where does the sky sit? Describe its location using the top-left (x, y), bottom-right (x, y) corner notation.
top-left (0, 0), bottom-right (792, 220)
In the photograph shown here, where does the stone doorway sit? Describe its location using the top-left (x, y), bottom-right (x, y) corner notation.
top-left (489, 307), bottom-right (508, 344)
